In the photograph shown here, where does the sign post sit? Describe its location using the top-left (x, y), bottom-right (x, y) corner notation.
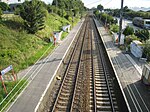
top-left (1, 65), bottom-right (16, 81)
top-left (12, 69), bottom-right (16, 81)
top-left (0, 74), bottom-right (8, 94)
top-left (0, 65), bottom-right (16, 94)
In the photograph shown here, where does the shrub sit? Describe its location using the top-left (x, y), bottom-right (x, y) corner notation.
top-left (94, 10), bottom-right (100, 17)
top-left (0, 8), bottom-right (2, 19)
top-left (143, 40), bottom-right (150, 60)
top-left (110, 24), bottom-right (119, 33)
top-left (125, 35), bottom-right (139, 45)
top-left (135, 29), bottom-right (150, 41)
top-left (123, 26), bottom-right (134, 36)
top-left (0, 2), bottom-right (9, 11)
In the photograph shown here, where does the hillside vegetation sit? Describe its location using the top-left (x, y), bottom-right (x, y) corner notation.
top-left (0, 13), bottom-right (71, 72)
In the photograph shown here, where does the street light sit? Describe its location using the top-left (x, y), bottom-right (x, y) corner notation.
top-left (118, 0), bottom-right (124, 46)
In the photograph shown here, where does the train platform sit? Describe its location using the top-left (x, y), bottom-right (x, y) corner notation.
top-left (6, 20), bottom-right (84, 112)
top-left (94, 19), bottom-right (150, 112)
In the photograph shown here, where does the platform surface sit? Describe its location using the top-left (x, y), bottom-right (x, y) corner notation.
top-left (95, 19), bottom-right (150, 112)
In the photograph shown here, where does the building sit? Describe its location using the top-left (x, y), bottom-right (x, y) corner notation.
top-left (0, 0), bottom-right (8, 4)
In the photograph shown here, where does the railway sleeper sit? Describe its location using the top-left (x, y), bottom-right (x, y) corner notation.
top-left (95, 81), bottom-right (107, 84)
top-left (96, 94), bottom-right (116, 98)
top-left (96, 101), bottom-right (111, 106)
top-left (97, 101), bottom-right (117, 105)
top-left (95, 79), bottom-right (106, 82)
top-left (97, 105), bottom-right (118, 110)
top-left (59, 93), bottom-right (70, 97)
top-left (57, 100), bottom-right (68, 105)
top-left (96, 97), bottom-right (116, 101)
top-left (62, 83), bottom-right (72, 87)
top-left (61, 85), bottom-right (72, 90)
top-left (55, 105), bottom-right (68, 111)
top-left (96, 91), bottom-right (109, 94)
top-left (61, 89), bottom-right (71, 93)
top-left (96, 86), bottom-right (113, 90)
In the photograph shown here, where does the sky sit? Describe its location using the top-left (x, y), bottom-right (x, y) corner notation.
top-left (82, 0), bottom-right (150, 9)
top-left (8, 0), bottom-right (150, 9)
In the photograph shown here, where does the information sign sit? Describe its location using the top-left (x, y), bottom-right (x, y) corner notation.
top-left (0, 65), bottom-right (13, 75)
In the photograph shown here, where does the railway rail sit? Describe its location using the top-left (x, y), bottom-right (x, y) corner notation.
top-left (51, 17), bottom-right (88, 112)
top-left (50, 15), bottom-right (129, 112)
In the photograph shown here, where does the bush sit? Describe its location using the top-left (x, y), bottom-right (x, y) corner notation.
top-left (100, 13), bottom-right (115, 25)
top-left (110, 24), bottom-right (119, 33)
top-left (135, 29), bottom-right (150, 41)
top-left (143, 40), bottom-right (150, 60)
top-left (125, 35), bottom-right (139, 45)
top-left (94, 10), bottom-right (100, 17)
top-left (123, 26), bottom-right (134, 36)
top-left (0, 2), bottom-right (9, 11)
top-left (0, 8), bottom-right (2, 19)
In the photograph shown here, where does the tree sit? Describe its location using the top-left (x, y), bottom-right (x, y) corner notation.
top-left (0, 2), bottom-right (9, 11)
top-left (51, 0), bottom-right (85, 18)
top-left (123, 26), bottom-right (134, 36)
top-left (123, 6), bottom-right (130, 12)
top-left (97, 4), bottom-right (103, 12)
top-left (0, 8), bottom-right (2, 19)
top-left (19, 0), bottom-right (46, 34)
top-left (125, 35), bottom-right (139, 45)
top-left (110, 24), bottom-right (119, 33)
top-left (94, 10), bottom-right (100, 17)
top-left (143, 40), bottom-right (150, 60)
top-left (135, 29), bottom-right (149, 41)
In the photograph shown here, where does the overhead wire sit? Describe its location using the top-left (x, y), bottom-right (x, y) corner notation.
top-left (85, 0), bottom-right (103, 6)
top-left (103, 0), bottom-right (113, 6)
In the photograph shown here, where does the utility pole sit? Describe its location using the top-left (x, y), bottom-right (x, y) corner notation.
top-left (55, 0), bottom-right (58, 7)
top-left (105, 15), bottom-right (107, 28)
top-left (118, 0), bottom-right (124, 45)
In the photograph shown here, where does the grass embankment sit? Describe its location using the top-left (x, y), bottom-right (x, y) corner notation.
top-left (0, 13), bottom-right (72, 72)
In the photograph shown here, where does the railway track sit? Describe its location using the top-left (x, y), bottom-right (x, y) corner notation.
top-left (90, 18), bottom-right (119, 112)
top-left (51, 17), bottom-right (89, 112)
top-left (50, 15), bottom-right (128, 112)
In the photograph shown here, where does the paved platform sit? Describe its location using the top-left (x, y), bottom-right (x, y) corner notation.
top-left (94, 19), bottom-right (150, 112)
top-left (6, 20), bottom-right (84, 112)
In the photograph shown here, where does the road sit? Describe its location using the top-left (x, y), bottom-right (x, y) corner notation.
top-left (115, 17), bottom-right (150, 32)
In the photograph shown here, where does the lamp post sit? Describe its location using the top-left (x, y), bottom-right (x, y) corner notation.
top-left (118, 0), bottom-right (124, 46)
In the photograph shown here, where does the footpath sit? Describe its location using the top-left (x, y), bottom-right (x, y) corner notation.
top-left (94, 19), bottom-right (150, 112)
top-left (6, 20), bottom-right (84, 112)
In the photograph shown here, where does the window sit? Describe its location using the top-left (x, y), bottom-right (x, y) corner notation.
top-left (146, 21), bottom-right (150, 25)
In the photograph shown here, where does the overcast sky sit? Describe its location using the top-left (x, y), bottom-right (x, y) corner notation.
top-left (8, 0), bottom-right (150, 9)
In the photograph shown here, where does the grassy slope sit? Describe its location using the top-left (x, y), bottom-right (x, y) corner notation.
top-left (37, 13), bottom-right (70, 39)
top-left (0, 13), bottom-right (71, 72)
